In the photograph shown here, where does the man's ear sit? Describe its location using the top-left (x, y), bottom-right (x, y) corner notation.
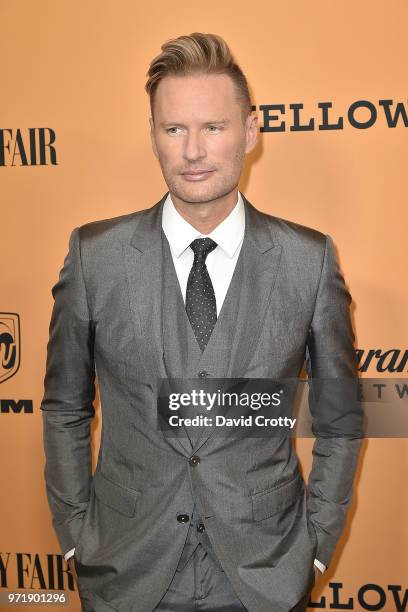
top-left (245, 113), bottom-right (258, 154)
top-left (149, 117), bottom-right (158, 158)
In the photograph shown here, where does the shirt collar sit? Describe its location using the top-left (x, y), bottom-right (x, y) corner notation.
top-left (162, 191), bottom-right (245, 259)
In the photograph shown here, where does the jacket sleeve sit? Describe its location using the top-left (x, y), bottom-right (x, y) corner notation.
top-left (40, 227), bottom-right (96, 555)
top-left (305, 234), bottom-right (364, 568)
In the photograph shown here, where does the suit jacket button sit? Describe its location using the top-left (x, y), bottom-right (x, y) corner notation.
top-left (197, 523), bottom-right (205, 533)
top-left (198, 370), bottom-right (209, 377)
top-left (177, 514), bottom-right (190, 523)
top-left (189, 455), bottom-right (200, 466)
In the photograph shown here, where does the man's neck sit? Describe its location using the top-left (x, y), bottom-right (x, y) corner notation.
top-left (170, 188), bottom-right (239, 234)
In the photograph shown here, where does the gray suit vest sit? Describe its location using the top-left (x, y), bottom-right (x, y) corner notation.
top-left (161, 231), bottom-right (243, 571)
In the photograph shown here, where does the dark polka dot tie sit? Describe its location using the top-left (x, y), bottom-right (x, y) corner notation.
top-left (185, 238), bottom-right (218, 351)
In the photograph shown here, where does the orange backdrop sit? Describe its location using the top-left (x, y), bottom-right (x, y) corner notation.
top-left (1, 1), bottom-right (407, 610)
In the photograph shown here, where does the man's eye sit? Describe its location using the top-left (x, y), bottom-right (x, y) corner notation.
top-left (166, 127), bottom-right (181, 135)
top-left (207, 125), bottom-right (221, 133)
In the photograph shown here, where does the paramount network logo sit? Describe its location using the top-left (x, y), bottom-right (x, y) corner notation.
top-left (356, 349), bottom-right (408, 373)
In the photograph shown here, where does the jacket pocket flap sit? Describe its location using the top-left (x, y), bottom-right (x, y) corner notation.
top-left (93, 470), bottom-right (140, 517)
top-left (251, 472), bottom-right (303, 521)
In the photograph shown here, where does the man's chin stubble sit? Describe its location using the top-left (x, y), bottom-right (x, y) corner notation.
top-left (168, 182), bottom-right (237, 205)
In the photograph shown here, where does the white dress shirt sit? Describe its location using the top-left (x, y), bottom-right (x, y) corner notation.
top-left (65, 190), bottom-right (326, 574)
top-left (162, 190), bottom-right (245, 315)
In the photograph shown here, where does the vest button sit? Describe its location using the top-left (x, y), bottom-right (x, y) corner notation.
top-left (189, 455), bottom-right (201, 466)
top-left (177, 514), bottom-right (190, 523)
top-left (198, 370), bottom-right (209, 378)
top-left (197, 523), bottom-right (205, 533)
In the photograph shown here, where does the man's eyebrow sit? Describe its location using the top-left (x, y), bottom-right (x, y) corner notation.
top-left (159, 119), bottom-right (231, 127)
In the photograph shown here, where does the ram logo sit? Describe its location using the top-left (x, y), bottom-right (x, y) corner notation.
top-left (0, 313), bottom-right (20, 383)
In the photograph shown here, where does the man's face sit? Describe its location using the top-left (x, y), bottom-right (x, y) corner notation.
top-left (149, 73), bottom-right (257, 204)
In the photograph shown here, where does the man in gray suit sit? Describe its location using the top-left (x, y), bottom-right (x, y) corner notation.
top-left (41, 32), bottom-right (363, 612)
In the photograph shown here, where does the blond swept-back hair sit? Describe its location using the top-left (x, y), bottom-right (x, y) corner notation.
top-left (145, 32), bottom-right (252, 119)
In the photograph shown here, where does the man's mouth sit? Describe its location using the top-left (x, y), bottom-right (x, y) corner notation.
top-left (180, 169), bottom-right (215, 181)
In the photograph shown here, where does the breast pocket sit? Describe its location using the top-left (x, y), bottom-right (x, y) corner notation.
top-left (251, 472), bottom-right (304, 521)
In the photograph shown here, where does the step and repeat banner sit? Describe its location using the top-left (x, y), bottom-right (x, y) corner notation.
top-left (1, 1), bottom-right (407, 610)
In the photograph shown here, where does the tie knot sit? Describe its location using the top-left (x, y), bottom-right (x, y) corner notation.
top-left (190, 238), bottom-right (217, 262)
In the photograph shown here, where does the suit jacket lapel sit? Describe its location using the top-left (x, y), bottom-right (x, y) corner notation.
top-left (227, 194), bottom-right (282, 378)
top-left (123, 194), bottom-right (167, 383)
top-left (123, 193), bottom-right (193, 456)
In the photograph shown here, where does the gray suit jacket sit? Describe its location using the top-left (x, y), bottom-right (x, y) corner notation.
top-left (41, 193), bottom-right (363, 612)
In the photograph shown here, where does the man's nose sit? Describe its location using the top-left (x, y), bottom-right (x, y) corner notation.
top-left (183, 130), bottom-right (206, 162)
